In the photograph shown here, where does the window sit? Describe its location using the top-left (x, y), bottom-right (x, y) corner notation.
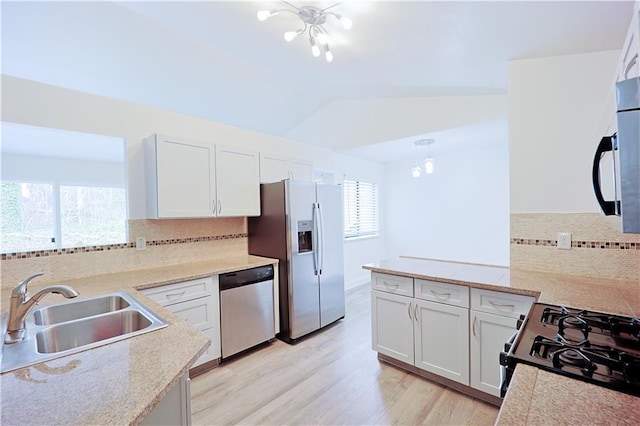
top-left (1, 182), bottom-right (126, 252)
top-left (343, 180), bottom-right (379, 239)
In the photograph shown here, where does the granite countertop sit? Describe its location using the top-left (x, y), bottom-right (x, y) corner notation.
top-left (0, 254), bottom-right (278, 426)
top-left (363, 256), bottom-right (640, 425)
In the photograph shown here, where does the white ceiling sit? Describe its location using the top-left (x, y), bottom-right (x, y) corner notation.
top-left (0, 1), bottom-right (633, 162)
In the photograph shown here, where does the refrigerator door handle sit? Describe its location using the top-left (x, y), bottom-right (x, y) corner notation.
top-left (312, 202), bottom-right (320, 275)
top-left (317, 202), bottom-right (325, 275)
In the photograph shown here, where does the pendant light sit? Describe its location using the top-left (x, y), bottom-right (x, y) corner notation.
top-left (411, 139), bottom-right (435, 177)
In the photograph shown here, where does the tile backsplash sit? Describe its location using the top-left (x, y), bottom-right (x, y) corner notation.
top-left (1, 217), bottom-right (247, 287)
top-left (510, 213), bottom-right (640, 281)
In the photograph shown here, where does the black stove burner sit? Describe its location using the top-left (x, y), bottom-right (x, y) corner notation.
top-left (531, 336), bottom-right (624, 378)
top-left (503, 303), bottom-right (640, 398)
top-left (541, 306), bottom-right (640, 346)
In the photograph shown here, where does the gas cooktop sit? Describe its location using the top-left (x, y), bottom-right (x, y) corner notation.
top-left (501, 303), bottom-right (640, 397)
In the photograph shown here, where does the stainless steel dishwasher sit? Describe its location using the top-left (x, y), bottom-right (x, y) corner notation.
top-left (219, 265), bottom-right (275, 359)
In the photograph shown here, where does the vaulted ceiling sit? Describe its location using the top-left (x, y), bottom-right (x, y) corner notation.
top-left (1, 1), bottom-right (633, 161)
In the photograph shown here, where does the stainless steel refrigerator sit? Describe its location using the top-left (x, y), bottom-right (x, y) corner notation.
top-left (248, 180), bottom-right (345, 343)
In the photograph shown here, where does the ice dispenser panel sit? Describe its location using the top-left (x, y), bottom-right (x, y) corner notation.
top-left (297, 220), bottom-right (313, 253)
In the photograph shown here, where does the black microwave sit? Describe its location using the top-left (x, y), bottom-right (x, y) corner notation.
top-left (592, 77), bottom-right (640, 234)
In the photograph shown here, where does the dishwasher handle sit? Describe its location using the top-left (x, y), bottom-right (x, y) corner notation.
top-left (219, 265), bottom-right (275, 291)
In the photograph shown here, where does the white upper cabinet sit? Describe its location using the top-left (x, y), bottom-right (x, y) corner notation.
top-left (617, 1), bottom-right (640, 82)
top-left (259, 153), bottom-right (313, 183)
top-left (145, 134), bottom-right (260, 218)
top-left (215, 145), bottom-right (260, 217)
top-left (289, 159), bottom-right (313, 181)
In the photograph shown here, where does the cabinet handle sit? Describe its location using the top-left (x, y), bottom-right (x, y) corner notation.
top-left (383, 281), bottom-right (400, 289)
top-left (473, 316), bottom-right (478, 336)
top-left (165, 290), bottom-right (186, 299)
top-left (407, 302), bottom-right (412, 320)
top-left (489, 301), bottom-right (516, 311)
top-left (217, 200), bottom-right (222, 214)
top-left (430, 290), bottom-right (451, 299)
top-left (414, 304), bottom-right (419, 322)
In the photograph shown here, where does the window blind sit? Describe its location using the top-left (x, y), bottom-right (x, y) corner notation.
top-left (343, 180), bottom-right (379, 239)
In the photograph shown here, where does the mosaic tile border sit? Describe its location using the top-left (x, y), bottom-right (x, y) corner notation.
top-left (510, 238), bottom-right (639, 250)
top-left (1, 233), bottom-right (248, 260)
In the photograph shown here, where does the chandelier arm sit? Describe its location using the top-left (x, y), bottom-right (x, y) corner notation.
top-left (282, 1), bottom-right (301, 11)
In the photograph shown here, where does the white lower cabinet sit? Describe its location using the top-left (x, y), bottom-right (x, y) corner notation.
top-left (469, 288), bottom-right (534, 397)
top-left (414, 299), bottom-right (469, 385)
top-left (371, 289), bottom-right (414, 364)
top-left (469, 310), bottom-right (518, 396)
top-left (371, 275), bottom-right (469, 385)
top-left (371, 272), bottom-right (535, 400)
top-left (141, 276), bottom-right (221, 367)
top-left (142, 374), bottom-right (191, 426)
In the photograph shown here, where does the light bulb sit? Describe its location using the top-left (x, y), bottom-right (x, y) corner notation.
top-left (284, 31), bottom-right (297, 42)
top-left (424, 157), bottom-right (434, 174)
top-left (340, 16), bottom-right (353, 30)
top-left (412, 166), bottom-right (422, 178)
top-left (325, 50), bottom-right (333, 62)
top-left (310, 37), bottom-right (321, 57)
top-left (257, 10), bottom-right (272, 21)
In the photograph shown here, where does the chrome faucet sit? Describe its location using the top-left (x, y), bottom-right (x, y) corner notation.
top-left (4, 273), bottom-right (79, 344)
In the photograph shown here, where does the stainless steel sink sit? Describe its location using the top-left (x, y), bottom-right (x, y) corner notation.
top-left (1, 291), bottom-right (167, 373)
top-left (36, 311), bottom-right (152, 353)
top-left (33, 294), bottom-right (130, 325)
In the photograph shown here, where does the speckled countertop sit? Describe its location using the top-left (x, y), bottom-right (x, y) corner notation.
top-left (363, 256), bottom-right (640, 425)
top-left (0, 255), bottom-right (277, 426)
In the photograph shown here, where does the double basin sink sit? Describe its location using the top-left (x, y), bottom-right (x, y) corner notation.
top-left (1, 292), bottom-right (167, 373)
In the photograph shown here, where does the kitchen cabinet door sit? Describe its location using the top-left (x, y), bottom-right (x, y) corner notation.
top-left (215, 145), bottom-right (260, 217)
top-left (260, 154), bottom-right (290, 183)
top-left (470, 310), bottom-right (517, 397)
top-left (259, 154), bottom-right (313, 183)
top-left (142, 373), bottom-right (191, 426)
top-left (289, 160), bottom-right (313, 181)
top-left (414, 299), bottom-right (469, 385)
top-left (617, 2), bottom-right (640, 82)
top-left (371, 290), bottom-right (414, 365)
top-left (146, 134), bottom-right (216, 218)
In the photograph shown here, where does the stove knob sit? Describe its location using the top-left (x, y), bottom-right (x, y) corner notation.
top-left (499, 351), bottom-right (510, 366)
top-left (516, 314), bottom-right (526, 330)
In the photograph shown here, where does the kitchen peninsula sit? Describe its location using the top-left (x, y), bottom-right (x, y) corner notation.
top-left (0, 255), bottom-right (277, 426)
top-left (364, 256), bottom-right (640, 425)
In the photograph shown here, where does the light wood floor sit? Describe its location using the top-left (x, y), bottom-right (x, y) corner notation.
top-left (191, 285), bottom-right (499, 425)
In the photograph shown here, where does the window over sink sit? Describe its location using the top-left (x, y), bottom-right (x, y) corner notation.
top-left (0, 122), bottom-right (127, 253)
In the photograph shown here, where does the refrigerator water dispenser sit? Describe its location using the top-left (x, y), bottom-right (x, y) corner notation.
top-left (297, 220), bottom-right (313, 253)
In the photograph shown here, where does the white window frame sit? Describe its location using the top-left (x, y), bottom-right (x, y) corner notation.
top-left (343, 179), bottom-right (379, 240)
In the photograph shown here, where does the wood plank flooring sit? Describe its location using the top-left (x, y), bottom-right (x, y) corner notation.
top-left (191, 285), bottom-right (499, 425)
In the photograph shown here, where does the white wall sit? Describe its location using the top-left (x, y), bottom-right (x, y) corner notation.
top-left (509, 50), bottom-right (619, 213)
top-left (337, 154), bottom-right (387, 290)
top-left (1, 75), bottom-right (341, 220)
top-left (1, 75), bottom-right (387, 288)
top-left (384, 142), bottom-right (510, 266)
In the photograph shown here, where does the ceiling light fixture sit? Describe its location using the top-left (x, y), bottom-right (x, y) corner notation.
top-left (257, 1), bottom-right (352, 62)
top-left (412, 139), bottom-right (435, 177)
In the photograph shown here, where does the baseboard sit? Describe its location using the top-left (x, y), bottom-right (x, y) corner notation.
top-left (345, 275), bottom-right (370, 291)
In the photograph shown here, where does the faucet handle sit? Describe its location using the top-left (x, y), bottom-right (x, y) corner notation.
top-left (12, 273), bottom-right (45, 299)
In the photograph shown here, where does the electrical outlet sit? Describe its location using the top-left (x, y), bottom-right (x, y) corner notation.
top-left (136, 237), bottom-right (146, 251)
top-left (557, 232), bottom-right (572, 250)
